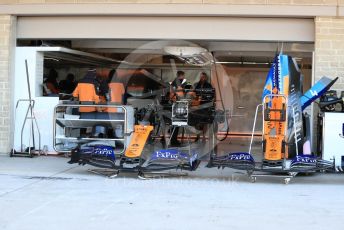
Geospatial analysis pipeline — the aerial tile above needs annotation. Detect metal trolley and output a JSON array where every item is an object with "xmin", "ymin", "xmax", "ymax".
[
  {"xmin": 248, "ymin": 94, "xmax": 300, "ymax": 184},
  {"xmin": 11, "ymin": 60, "xmax": 41, "ymax": 157},
  {"xmin": 53, "ymin": 103, "xmax": 134, "ymax": 156}
]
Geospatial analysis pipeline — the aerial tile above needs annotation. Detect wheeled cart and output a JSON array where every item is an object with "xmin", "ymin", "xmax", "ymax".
[
  {"xmin": 244, "ymin": 94, "xmax": 327, "ymax": 184},
  {"xmin": 53, "ymin": 103, "xmax": 134, "ymax": 156},
  {"xmin": 249, "ymin": 172, "xmax": 297, "ymax": 184}
]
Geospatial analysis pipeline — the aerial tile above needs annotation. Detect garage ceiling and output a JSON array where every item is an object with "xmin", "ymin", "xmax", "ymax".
[
  {"xmin": 70, "ymin": 39, "xmax": 313, "ymax": 67},
  {"xmin": 28, "ymin": 39, "xmax": 313, "ymax": 69},
  {"xmin": 17, "ymin": 16, "xmax": 315, "ymax": 42},
  {"xmin": 17, "ymin": 15, "xmax": 314, "ymax": 67}
]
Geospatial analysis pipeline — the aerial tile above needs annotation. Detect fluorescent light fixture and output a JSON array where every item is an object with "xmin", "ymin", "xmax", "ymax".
[
  {"xmin": 44, "ymin": 57, "xmax": 60, "ymax": 62},
  {"xmin": 164, "ymin": 46, "xmax": 212, "ymax": 66},
  {"xmin": 164, "ymin": 46, "xmax": 207, "ymax": 57}
]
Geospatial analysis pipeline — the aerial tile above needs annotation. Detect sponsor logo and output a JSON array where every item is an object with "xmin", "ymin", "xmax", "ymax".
[
  {"xmin": 82, "ymin": 146, "xmax": 115, "ymax": 157},
  {"xmin": 310, "ymin": 89, "xmax": 318, "ymax": 97},
  {"xmin": 277, "ymin": 56, "xmax": 282, "ymax": 92},
  {"xmin": 80, "ymin": 146, "xmax": 115, "ymax": 159},
  {"xmin": 228, "ymin": 153, "xmax": 252, "ymax": 161},
  {"xmin": 295, "ymin": 155, "xmax": 316, "ymax": 164},
  {"xmin": 155, "ymin": 151, "xmax": 180, "ymax": 160},
  {"xmin": 94, "ymin": 148, "xmax": 114, "ymax": 156},
  {"xmin": 272, "ymin": 62, "xmax": 277, "ymax": 89}
]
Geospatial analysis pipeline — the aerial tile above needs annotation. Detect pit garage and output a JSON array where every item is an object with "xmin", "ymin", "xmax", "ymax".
[
  {"xmin": 11, "ymin": 15, "xmax": 318, "ymax": 177},
  {"xmin": 3, "ymin": 2, "xmax": 344, "ymax": 229}
]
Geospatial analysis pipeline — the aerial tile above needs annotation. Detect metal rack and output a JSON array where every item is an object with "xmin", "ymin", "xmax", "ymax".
[
  {"xmin": 248, "ymin": 94, "xmax": 299, "ymax": 184},
  {"xmin": 53, "ymin": 104, "xmax": 134, "ymax": 155},
  {"xmin": 11, "ymin": 99, "xmax": 41, "ymax": 157},
  {"xmin": 11, "ymin": 59, "xmax": 41, "ymax": 157}
]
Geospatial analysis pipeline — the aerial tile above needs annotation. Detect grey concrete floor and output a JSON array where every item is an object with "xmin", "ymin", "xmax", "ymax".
[{"xmin": 0, "ymin": 154, "xmax": 343, "ymax": 230}]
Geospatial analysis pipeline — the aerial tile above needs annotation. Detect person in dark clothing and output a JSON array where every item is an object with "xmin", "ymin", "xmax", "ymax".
[
  {"xmin": 194, "ymin": 72, "xmax": 214, "ymax": 142},
  {"xmin": 171, "ymin": 70, "xmax": 187, "ymax": 89},
  {"xmin": 96, "ymin": 76, "xmax": 108, "ymax": 100},
  {"xmin": 169, "ymin": 71, "xmax": 188, "ymax": 146},
  {"xmin": 194, "ymin": 72, "xmax": 213, "ymax": 90},
  {"xmin": 107, "ymin": 69, "xmax": 117, "ymax": 84},
  {"xmin": 194, "ymin": 72, "xmax": 215, "ymax": 104},
  {"xmin": 43, "ymin": 69, "xmax": 60, "ymax": 96},
  {"xmin": 78, "ymin": 69, "xmax": 98, "ymax": 85},
  {"xmin": 59, "ymin": 73, "xmax": 77, "ymax": 94},
  {"xmin": 170, "ymin": 71, "xmax": 188, "ymax": 101}
]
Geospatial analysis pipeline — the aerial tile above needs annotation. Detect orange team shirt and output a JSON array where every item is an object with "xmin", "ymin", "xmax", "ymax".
[
  {"xmin": 107, "ymin": 82, "xmax": 125, "ymax": 112},
  {"xmin": 72, "ymin": 83, "xmax": 100, "ymax": 112}
]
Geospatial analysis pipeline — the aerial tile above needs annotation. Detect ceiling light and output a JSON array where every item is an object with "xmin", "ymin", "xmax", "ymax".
[{"xmin": 163, "ymin": 46, "xmax": 208, "ymax": 57}]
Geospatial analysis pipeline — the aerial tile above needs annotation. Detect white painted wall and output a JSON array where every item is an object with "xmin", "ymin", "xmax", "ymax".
[{"xmin": 13, "ymin": 47, "xmax": 59, "ymax": 153}]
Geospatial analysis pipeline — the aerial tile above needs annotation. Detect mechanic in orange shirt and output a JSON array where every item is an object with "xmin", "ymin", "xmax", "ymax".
[
  {"xmin": 72, "ymin": 69, "xmax": 100, "ymax": 114},
  {"xmin": 106, "ymin": 69, "xmax": 125, "ymax": 113}
]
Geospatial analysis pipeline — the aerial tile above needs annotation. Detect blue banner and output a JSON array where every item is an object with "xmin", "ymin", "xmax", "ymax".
[
  {"xmin": 262, "ymin": 56, "xmax": 277, "ymax": 100},
  {"xmin": 262, "ymin": 54, "xmax": 290, "ymax": 100}
]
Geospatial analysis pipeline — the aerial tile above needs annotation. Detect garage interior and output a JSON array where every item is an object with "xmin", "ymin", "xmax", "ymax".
[
  {"xmin": 9, "ymin": 15, "xmax": 319, "ymax": 164},
  {"xmin": 14, "ymin": 38, "xmax": 314, "ymax": 157}
]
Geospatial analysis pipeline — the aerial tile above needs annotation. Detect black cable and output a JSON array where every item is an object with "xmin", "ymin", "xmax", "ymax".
[{"xmin": 211, "ymin": 52, "xmax": 229, "ymax": 142}]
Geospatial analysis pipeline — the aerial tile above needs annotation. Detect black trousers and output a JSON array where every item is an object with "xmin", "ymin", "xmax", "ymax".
[{"xmin": 170, "ymin": 126, "xmax": 179, "ymax": 144}]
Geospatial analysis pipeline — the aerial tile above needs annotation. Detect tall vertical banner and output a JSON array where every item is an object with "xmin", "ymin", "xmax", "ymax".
[{"xmin": 286, "ymin": 56, "xmax": 304, "ymax": 157}]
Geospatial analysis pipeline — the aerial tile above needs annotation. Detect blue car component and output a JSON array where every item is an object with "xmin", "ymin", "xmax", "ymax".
[
  {"xmin": 148, "ymin": 149, "xmax": 199, "ymax": 167},
  {"xmin": 211, "ymin": 152, "xmax": 255, "ymax": 171},
  {"xmin": 317, "ymin": 159, "xmax": 335, "ymax": 170},
  {"xmin": 289, "ymin": 154, "xmax": 334, "ymax": 172},
  {"xmin": 300, "ymin": 76, "xmax": 338, "ymax": 110},
  {"xmin": 290, "ymin": 155, "xmax": 317, "ymax": 170},
  {"xmin": 80, "ymin": 145, "xmax": 116, "ymax": 160}
]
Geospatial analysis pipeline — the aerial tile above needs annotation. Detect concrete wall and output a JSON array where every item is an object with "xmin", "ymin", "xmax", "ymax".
[
  {"xmin": 315, "ymin": 17, "xmax": 344, "ymax": 90},
  {"xmin": 312, "ymin": 16, "xmax": 344, "ymax": 152},
  {"xmin": 0, "ymin": 15, "xmax": 15, "ymax": 154},
  {"xmin": 0, "ymin": 0, "xmax": 341, "ymax": 5}
]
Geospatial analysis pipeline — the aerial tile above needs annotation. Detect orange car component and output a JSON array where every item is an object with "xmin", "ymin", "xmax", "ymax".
[
  {"xmin": 263, "ymin": 90, "xmax": 287, "ymax": 161},
  {"xmin": 124, "ymin": 125, "xmax": 154, "ymax": 158}
]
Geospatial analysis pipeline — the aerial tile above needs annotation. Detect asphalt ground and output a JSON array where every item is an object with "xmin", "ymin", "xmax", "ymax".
[{"xmin": 0, "ymin": 154, "xmax": 343, "ymax": 230}]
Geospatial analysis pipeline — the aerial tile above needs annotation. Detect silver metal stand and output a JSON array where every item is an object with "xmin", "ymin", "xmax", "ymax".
[{"xmin": 11, "ymin": 60, "xmax": 41, "ymax": 157}]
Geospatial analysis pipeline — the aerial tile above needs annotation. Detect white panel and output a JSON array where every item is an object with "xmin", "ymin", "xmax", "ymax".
[
  {"xmin": 322, "ymin": 112, "xmax": 344, "ymax": 169},
  {"xmin": 12, "ymin": 47, "xmax": 125, "ymax": 153},
  {"xmin": 13, "ymin": 47, "xmax": 59, "ymax": 153},
  {"xmin": 17, "ymin": 16, "xmax": 314, "ymax": 42}
]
